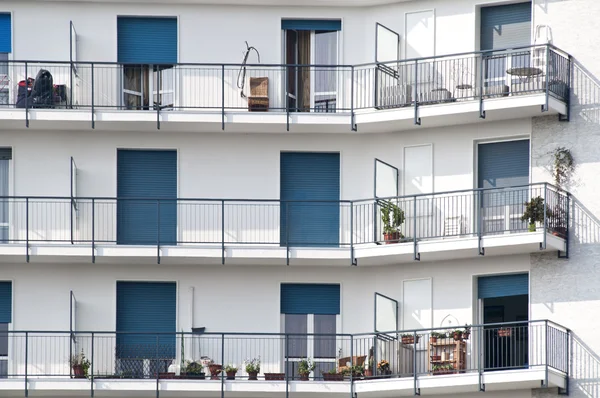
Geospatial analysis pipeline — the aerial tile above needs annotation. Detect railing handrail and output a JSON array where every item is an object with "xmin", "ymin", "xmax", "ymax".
[
  {"xmin": 0, "ymin": 182, "xmax": 568, "ymax": 203},
  {"xmin": 4, "ymin": 319, "xmax": 568, "ymax": 336},
  {"xmin": 2, "ymin": 43, "xmax": 571, "ymax": 69}
]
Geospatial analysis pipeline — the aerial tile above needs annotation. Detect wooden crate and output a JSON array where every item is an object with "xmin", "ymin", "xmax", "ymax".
[{"xmin": 248, "ymin": 77, "xmax": 269, "ymax": 112}]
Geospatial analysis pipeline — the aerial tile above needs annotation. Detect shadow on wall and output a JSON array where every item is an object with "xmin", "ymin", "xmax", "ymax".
[
  {"xmin": 571, "ymin": 198, "xmax": 600, "ymax": 245},
  {"xmin": 568, "ymin": 334, "xmax": 600, "ymax": 398},
  {"xmin": 571, "ymin": 60, "xmax": 600, "ymax": 126}
]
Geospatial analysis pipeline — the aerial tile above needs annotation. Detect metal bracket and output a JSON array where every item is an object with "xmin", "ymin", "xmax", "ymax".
[
  {"xmin": 479, "ymin": 383, "xmax": 485, "ymax": 392},
  {"xmin": 413, "ymin": 251, "xmax": 420, "ymax": 261},
  {"xmin": 539, "ymin": 242, "xmax": 546, "ymax": 251},
  {"xmin": 351, "ymin": 257, "xmax": 358, "ymax": 266},
  {"xmin": 541, "ymin": 104, "xmax": 549, "ymax": 113},
  {"xmin": 286, "ymin": 248, "xmax": 290, "ymax": 266},
  {"xmin": 479, "ymin": 246, "xmax": 485, "ymax": 256},
  {"xmin": 351, "ymin": 114, "xmax": 357, "ymax": 132},
  {"xmin": 480, "ymin": 109, "xmax": 486, "ymax": 119}
]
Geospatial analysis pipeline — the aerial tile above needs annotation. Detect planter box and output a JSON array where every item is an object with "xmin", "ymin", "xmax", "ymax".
[
  {"xmin": 159, "ymin": 372, "xmax": 176, "ymax": 379},
  {"xmin": 264, "ymin": 373, "xmax": 285, "ymax": 381},
  {"xmin": 401, "ymin": 335, "xmax": 421, "ymax": 344},
  {"xmin": 498, "ymin": 328, "xmax": 512, "ymax": 337},
  {"xmin": 180, "ymin": 373, "xmax": 206, "ymax": 380},
  {"xmin": 323, "ymin": 373, "xmax": 344, "ymax": 381},
  {"xmin": 433, "ymin": 370, "xmax": 454, "ymax": 375},
  {"xmin": 430, "ymin": 355, "xmax": 441, "ymax": 361}
]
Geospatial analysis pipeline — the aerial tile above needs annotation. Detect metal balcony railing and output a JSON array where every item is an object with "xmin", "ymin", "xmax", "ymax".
[
  {"xmin": 0, "ymin": 44, "xmax": 571, "ymax": 129},
  {"xmin": 0, "ymin": 183, "xmax": 570, "ymax": 263},
  {"xmin": 0, "ymin": 320, "xmax": 569, "ymax": 396}
]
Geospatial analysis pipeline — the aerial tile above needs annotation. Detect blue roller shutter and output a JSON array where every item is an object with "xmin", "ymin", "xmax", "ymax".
[
  {"xmin": 281, "ymin": 19, "xmax": 341, "ymax": 31},
  {"xmin": 280, "ymin": 152, "xmax": 340, "ymax": 247},
  {"xmin": 0, "ymin": 14, "xmax": 11, "ymax": 53},
  {"xmin": 117, "ymin": 17, "xmax": 177, "ymax": 64},
  {"xmin": 480, "ymin": 2, "xmax": 532, "ymax": 51},
  {"xmin": 478, "ymin": 140, "xmax": 529, "ymax": 189},
  {"xmin": 478, "ymin": 273, "xmax": 528, "ymax": 299},
  {"xmin": 281, "ymin": 284, "xmax": 340, "ymax": 314},
  {"xmin": 0, "ymin": 282, "xmax": 11, "ymax": 323},
  {"xmin": 116, "ymin": 282, "xmax": 176, "ymax": 360},
  {"xmin": 117, "ymin": 150, "xmax": 177, "ymax": 245}
]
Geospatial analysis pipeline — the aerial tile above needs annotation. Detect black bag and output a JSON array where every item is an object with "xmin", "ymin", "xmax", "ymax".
[{"xmin": 30, "ymin": 69, "xmax": 54, "ymax": 108}]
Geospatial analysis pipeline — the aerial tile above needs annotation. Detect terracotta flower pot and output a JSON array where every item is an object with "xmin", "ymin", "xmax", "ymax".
[
  {"xmin": 209, "ymin": 364, "xmax": 222, "ymax": 380},
  {"xmin": 247, "ymin": 371, "xmax": 258, "ymax": 380},
  {"xmin": 453, "ymin": 332, "xmax": 463, "ymax": 341},
  {"xmin": 226, "ymin": 371, "xmax": 237, "ymax": 380},
  {"xmin": 430, "ymin": 336, "xmax": 438, "ymax": 343},
  {"xmin": 384, "ymin": 232, "xmax": 401, "ymax": 244},
  {"xmin": 364, "ymin": 369, "xmax": 373, "ymax": 377},
  {"xmin": 299, "ymin": 373, "xmax": 310, "ymax": 381},
  {"xmin": 72, "ymin": 365, "xmax": 85, "ymax": 379}
]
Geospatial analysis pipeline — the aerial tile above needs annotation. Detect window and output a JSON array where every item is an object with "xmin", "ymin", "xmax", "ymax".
[
  {"xmin": 283, "ymin": 20, "xmax": 341, "ymax": 113},
  {"xmin": 0, "ymin": 52, "xmax": 8, "ymax": 106},
  {"xmin": 122, "ymin": 65, "xmax": 174, "ymax": 110},
  {"xmin": 0, "ymin": 148, "xmax": 10, "ymax": 242}
]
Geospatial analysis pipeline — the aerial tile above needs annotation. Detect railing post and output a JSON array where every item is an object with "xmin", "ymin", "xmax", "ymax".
[
  {"xmin": 542, "ymin": 183, "xmax": 548, "ymax": 250},
  {"xmin": 286, "ymin": 201, "xmax": 290, "ymax": 266},
  {"xmin": 413, "ymin": 60, "xmax": 421, "ymax": 125},
  {"xmin": 155, "ymin": 335, "xmax": 159, "ymax": 398},
  {"xmin": 24, "ymin": 331, "xmax": 28, "ymax": 397},
  {"xmin": 479, "ymin": 54, "xmax": 486, "ymax": 119},
  {"xmin": 91, "ymin": 198, "xmax": 95, "ymax": 263},
  {"xmin": 285, "ymin": 65, "xmax": 290, "ymax": 132},
  {"xmin": 350, "ymin": 66, "xmax": 357, "ymax": 131},
  {"xmin": 413, "ymin": 330, "xmax": 419, "ymax": 395},
  {"xmin": 478, "ymin": 190, "xmax": 484, "ymax": 256},
  {"xmin": 413, "ymin": 196, "xmax": 420, "ymax": 261},
  {"xmin": 24, "ymin": 61, "xmax": 29, "ymax": 128},
  {"xmin": 350, "ymin": 335, "xmax": 354, "ymax": 398},
  {"xmin": 157, "ymin": 200, "xmax": 161, "ymax": 264},
  {"xmin": 25, "ymin": 198, "xmax": 29, "ymax": 263},
  {"xmin": 221, "ymin": 65, "xmax": 225, "ymax": 131},
  {"xmin": 544, "ymin": 320, "xmax": 549, "ymax": 387},
  {"xmin": 544, "ymin": 44, "xmax": 550, "ymax": 112},
  {"xmin": 220, "ymin": 333, "xmax": 225, "ymax": 398},
  {"xmin": 91, "ymin": 332, "xmax": 95, "ymax": 397},
  {"xmin": 157, "ymin": 67, "xmax": 161, "ymax": 130},
  {"xmin": 285, "ymin": 333, "xmax": 289, "ymax": 398},
  {"xmin": 221, "ymin": 200, "xmax": 225, "ymax": 265},
  {"xmin": 91, "ymin": 63, "xmax": 95, "ymax": 129},
  {"xmin": 350, "ymin": 201, "xmax": 356, "ymax": 266},
  {"xmin": 478, "ymin": 325, "xmax": 485, "ymax": 391}
]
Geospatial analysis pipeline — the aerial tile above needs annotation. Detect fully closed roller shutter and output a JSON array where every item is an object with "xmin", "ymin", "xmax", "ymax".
[
  {"xmin": 280, "ymin": 152, "xmax": 340, "ymax": 247},
  {"xmin": 480, "ymin": 2, "xmax": 532, "ymax": 51},
  {"xmin": 117, "ymin": 150, "xmax": 177, "ymax": 245},
  {"xmin": 478, "ymin": 273, "xmax": 528, "ymax": 299},
  {"xmin": 0, "ymin": 14, "xmax": 11, "ymax": 53},
  {"xmin": 0, "ymin": 282, "xmax": 11, "ymax": 323},
  {"xmin": 281, "ymin": 283, "xmax": 340, "ymax": 314},
  {"xmin": 117, "ymin": 17, "xmax": 177, "ymax": 64},
  {"xmin": 116, "ymin": 281, "xmax": 176, "ymax": 360}
]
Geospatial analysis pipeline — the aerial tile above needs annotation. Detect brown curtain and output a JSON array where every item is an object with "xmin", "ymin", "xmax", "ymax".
[{"xmin": 298, "ymin": 31, "xmax": 311, "ymax": 111}]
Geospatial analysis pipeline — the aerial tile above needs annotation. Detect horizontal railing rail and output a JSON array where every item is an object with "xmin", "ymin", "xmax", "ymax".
[
  {"xmin": 0, "ymin": 182, "xmax": 570, "ymax": 263},
  {"xmin": 0, "ymin": 320, "xmax": 569, "ymax": 396},
  {"xmin": 0, "ymin": 44, "xmax": 571, "ymax": 129}
]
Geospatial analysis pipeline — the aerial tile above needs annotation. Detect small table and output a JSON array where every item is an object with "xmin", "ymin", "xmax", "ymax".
[{"xmin": 506, "ymin": 67, "xmax": 543, "ymax": 82}]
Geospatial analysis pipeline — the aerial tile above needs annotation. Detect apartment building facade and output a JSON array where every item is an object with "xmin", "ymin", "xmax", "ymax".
[{"xmin": 0, "ymin": 0, "xmax": 597, "ymax": 397}]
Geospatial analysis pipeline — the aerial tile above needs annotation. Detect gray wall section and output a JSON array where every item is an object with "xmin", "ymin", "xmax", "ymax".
[{"xmin": 531, "ymin": 1, "xmax": 600, "ymax": 397}]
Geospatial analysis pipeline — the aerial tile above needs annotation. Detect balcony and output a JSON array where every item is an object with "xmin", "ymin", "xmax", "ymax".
[
  {"xmin": 0, "ymin": 45, "xmax": 570, "ymax": 133},
  {"xmin": 0, "ymin": 183, "xmax": 568, "ymax": 265},
  {"xmin": 0, "ymin": 321, "xmax": 569, "ymax": 397}
]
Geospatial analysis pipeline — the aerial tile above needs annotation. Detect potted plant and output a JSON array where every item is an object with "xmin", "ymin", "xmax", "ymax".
[
  {"xmin": 70, "ymin": 349, "xmax": 91, "ymax": 379},
  {"xmin": 244, "ymin": 357, "xmax": 261, "ymax": 380},
  {"xmin": 350, "ymin": 364, "xmax": 365, "ymax": 379},
  {"xmin": 183, "ymin": 360, "xmax": 206, "ymax": 379},
  {"xmin": 377, "ymin": 360, "xmax": 391, "ymax": 377},
  {"xmin": 401, "ymin": 333, "xmax": 421, "ymax": 344},
  {"xmin": 224, "ymin": 364, "xmax": 238, "ymax": 380},
  {"xmin": 521, "ymin": 196, "xmax": 552, "ymax": 232},
  {"xmin": 498, "ymin": 327, "xmax": 512, "ymax": 337},
  {"xmin": 298, "ymin": 358, "xmax": 316, "ymax": 381},
  {"xmin": 380, "ymin": 201, "xmax": 405, "ymax": 243},
  {"xmin": 264, "ymin": 373, "xmax": 285, "ymax": 380},
  {"xmin": 432, "ymin": 364, "xmax": 454, "ymax": 375},
  {"xmin": 430, "ymin": 332, "xmax": 445, "ymax": 343},
  {"xmin": 322, "ymin": 368, "xmax": 344, "ymax": 381}
]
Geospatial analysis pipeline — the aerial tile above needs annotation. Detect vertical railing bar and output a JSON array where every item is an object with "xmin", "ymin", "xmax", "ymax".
[
  {"xmin": 155, "ymin": 335, "xmax": 159, "ymax": 398},
  {"xmin": 221, "ymin": 65, "xmax": 225, "ymax": 130},
  {"xmin": 285, "ymin": 65, "xmax": 290, "ymax": 131},
  {"xmin": 220, "ymin": 333, "xmax": 225, "ymax": 398},
  {"xmin": 157, "ymin": 200, "xmax": 161, "ymax": 264},
  {"xmin": 413, "ymin": 330, "xmax": 419, "ymax": 395},
  {"xmin": 545, "ymin": 320, "xmax": 549, "ymax": 387},
  {"xmin": 91, "ymin": 332, "xmax": 95, "ymax": 397},
  {"xmin": 91, "ymin": 63, "xmax": 95, "ymax": 129},
  {"xmin": 221, "ymin": 200, "xmax": 225, "ymax": 265},
  {"xmin": 24, "ymin": 62, "xmax": 29, "ymax": 128},
  {"xmin": 350, "ymin": 335, "xmax": 354, "ymax": 398},
  {"xmin": 542, "ymin": 184, "xmax": 547, "ymax": 250},
  {"xmin": 414, "ymin": 60, "xmax": 421, "ymax": 125},
  {"xmin": 478, "ymin": 325, "xmax": 485, "ymax": 391},
  {"xmin": 91, "ymin": 198, "xmax": 95, "ymax": 263},
  {"xmin": 479, "ymin": 54, "xmax": 485, "ymax": 118},
  {"xmin": 413, "ymin": 196, "xmax": 419, "ymax": 261},
  {"xmin": 285, "ymin": 333, "xmax": 289, "ymax": 398},
  {"xmin": 350, "ymin": 66, "xmax": 357, "ymax": 131},
  {"xmin": 544, "ymin": 44, "xmax": 550, "ymax": 112},
  {"xmin": 350, "ymin": 201, "xmax": 356, "ymax": 266},
  {"xmin": 157, "ymin": 66, "xmax": 161, "ymax": 130},
  {"xmin": 286, "ymin": 201, "xmax": 290, "ymax": 266},
  {"xmin": 25, "ymin": 198, "xmax": 29, "ymax": 263}
]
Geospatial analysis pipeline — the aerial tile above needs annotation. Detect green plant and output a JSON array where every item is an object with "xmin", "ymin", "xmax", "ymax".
[
  {"xmin": 224, "ymin": 364, "xmax": 238, "ymax": 373},
  {"xmin": 432, "ymin": 364, "xmax": 454, "ymax": 372},
  {"xmin": 521, "ymin": 196, "xmax": 553, "ymax": 231},
  {"xmin": 298, "ymin": 358, "xmax": 316, "ymax": 375},
  {"xmin": 69, "ymin": 349, "xmax": 91, "ymax": 377},
  {"xmin": 377, "ymin": 360, "xmax": 390, "ymax": 372},
  {"xmin": 244, "ymin": 357, "xmax": 261, "ymax": 374},
  {"xmin": 324, "ymin": 368, "xmax": 339, "ymax": 375},
  {"xmin": 430, "ymin": 332, "xmax": 446, "ymax": 339},
  {"xmin": 380, "ymin": 201, "xmax": 405, "ymax": 235},
  {"xmin": 553, "ymin": 147, "xmax": 574, "ymax": 188},
  {"xmin": 351, "ymin": 364, "xmax": 364, "ymax": 375},
  {"xmin": 184, "ymin": 361, "xmax": 205, "ymax": 375}
]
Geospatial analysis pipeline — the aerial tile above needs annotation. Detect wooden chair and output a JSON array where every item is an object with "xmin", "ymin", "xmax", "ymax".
[{"xmin": 248, "ymin": 77, "xmax": 269, "ymax": 111}]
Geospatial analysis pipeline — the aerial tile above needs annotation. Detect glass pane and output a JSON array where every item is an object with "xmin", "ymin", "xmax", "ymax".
[
  {"xmin": 285, "ymin": 314, "xmax": 307, "ymax": 358},
  {"xmin": 0, "ymin": 323, "xmax": 7, "ymax": 356},
  {"xmin": 0, "ymin": 53, "xmax": 7, "ymax": 77},
  {"xmin": 123, "ymin": 66, "xmax": 142, "ymax": 93},
  {"xmin": 314, "ymin": 31, "xmax": 337, "ymax": 97},
  {"xmin": 314, "ymin": 314, "xmax": 336, "ymax": 358}
]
